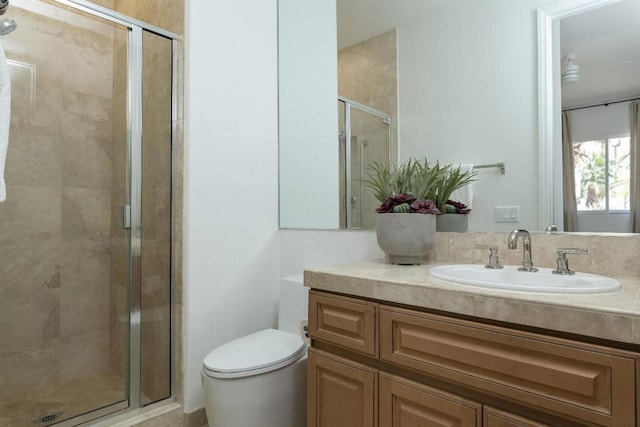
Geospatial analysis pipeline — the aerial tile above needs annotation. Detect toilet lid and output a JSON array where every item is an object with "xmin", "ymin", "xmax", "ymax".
[{"xmin": 202, "ymin": 329, "xmax": 307, "ymax": 379}]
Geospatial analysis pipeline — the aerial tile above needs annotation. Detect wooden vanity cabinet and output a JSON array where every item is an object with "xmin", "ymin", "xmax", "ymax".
[
  {"xmin": 307, "ymin": 290, "xmax": 640, "ymax": 427},
  {"xmin": 380, "ymin": 305, "xmax": 636, "ymax": 426}
]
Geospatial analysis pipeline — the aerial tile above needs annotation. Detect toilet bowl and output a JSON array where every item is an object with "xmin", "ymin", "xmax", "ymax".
[{"xmin": 201, "ymin": 275, "xmax": 308, "ymax": 427}]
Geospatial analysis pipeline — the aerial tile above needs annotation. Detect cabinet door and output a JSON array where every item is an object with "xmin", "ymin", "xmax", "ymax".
[
  {"xmin": 379, "ymin": 373, "xmax": 481, "ymax": 427},
  {"xmin": 484, "ymin": 406, "xmax": 551, "ymax": 427},
  {"xmin": 307, "ymin": 348, "xmax": 377, "ymax": 427}
]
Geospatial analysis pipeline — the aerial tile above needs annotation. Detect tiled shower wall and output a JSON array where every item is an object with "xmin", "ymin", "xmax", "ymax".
[{"xmin": 0, "ymin": 4, "xmax": 117, "ymax": 398}]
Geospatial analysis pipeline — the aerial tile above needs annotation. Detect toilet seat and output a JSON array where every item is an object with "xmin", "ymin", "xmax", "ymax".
[{"xmin": 202, "ymin": 328, "xmax": 307, "ymax": 379}]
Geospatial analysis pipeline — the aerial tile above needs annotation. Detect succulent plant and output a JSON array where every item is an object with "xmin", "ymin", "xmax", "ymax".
[
  {"xmin": 366, "ymin": 158, "xmax": 476, "ymax": 214},
  {"xmin": 392, "ymin": 203, "xmax": 412, "ymax": 213}
]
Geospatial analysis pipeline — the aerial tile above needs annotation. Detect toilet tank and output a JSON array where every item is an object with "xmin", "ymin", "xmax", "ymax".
[{"xmin": 277, "ymin": 274, "xmax": 308, "ymax": 336}]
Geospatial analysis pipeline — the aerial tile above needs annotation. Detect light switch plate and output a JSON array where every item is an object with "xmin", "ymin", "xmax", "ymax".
[{"xmin": 495, "ymin": 206, "xmax": 519, "ymax": 222}]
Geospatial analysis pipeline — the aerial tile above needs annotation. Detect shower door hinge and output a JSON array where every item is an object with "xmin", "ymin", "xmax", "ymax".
[{"xmin": 121, "ymin": 205, "xmax": 131, "ymax": 229}]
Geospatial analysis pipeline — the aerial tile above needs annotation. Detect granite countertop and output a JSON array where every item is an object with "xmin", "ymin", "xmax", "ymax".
[{"xmin": 304, "ymin": 259, "xmax": 640, "ymax": 346}]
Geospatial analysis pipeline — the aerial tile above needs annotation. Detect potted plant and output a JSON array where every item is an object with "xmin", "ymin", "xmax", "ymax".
[
  {"xmin": 366, "ymin": 158, "xmax": 477, "ymax": 264},
  {"xmin": 431, "ymin": 165, "xmax": 477, "ymax": 232}
]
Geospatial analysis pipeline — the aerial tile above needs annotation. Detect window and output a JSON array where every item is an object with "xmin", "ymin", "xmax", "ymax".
[{"xmin": 573, "ymin": 137, "xmax": 630, "ymax": 211}]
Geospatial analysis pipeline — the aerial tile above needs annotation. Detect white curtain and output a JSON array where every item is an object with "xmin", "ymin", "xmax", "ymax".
[
  {"xmin": 630, "ymin": 101, "xmax": 640, "ymax": 232},
  {"xmin": 562, "ymin": 112, "xmax": 578, "ymax": 231}
]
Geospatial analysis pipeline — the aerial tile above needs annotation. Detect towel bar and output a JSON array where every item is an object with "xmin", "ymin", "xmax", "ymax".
[{"xmin": 474, "ymin": 162, "xmax": 505, "ymax": 175}]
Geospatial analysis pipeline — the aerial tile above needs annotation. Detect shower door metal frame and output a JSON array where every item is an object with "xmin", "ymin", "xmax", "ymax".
[
  {"xmin": 338, "ymin": 96, "xmax": 391, "ymax": 228},
  {"xmin": 21, "ymin": 1, "xmax": 181, "ymax": 425},
  {"xmin": 127, "ymin": 23, "xmax": 144, "ymax": 412}
]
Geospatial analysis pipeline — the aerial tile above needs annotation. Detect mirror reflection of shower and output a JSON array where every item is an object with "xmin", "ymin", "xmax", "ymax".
[{"xmin": 338, "ymin": 96, "xmax": 391, "ymax": 229}]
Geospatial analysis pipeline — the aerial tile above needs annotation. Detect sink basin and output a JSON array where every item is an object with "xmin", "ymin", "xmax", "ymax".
[{"xmin": 428, "ymin": 264, "xmax": 621, "ymax": 293}]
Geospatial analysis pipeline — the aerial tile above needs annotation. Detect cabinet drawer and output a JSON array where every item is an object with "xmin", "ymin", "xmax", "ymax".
[
  {"xmin": 308, "ymin": 291, "xmax": 377, "ymax": 356},
  {"xmin": 380, "ymin": 306, "xmax": 636, "ymax": 426},
  {"xmin": 380, "ymin": 373, "xmax": 481, "ymax": 426},
  {"xmin": 483, "ymin": 406, "xmax": 551, "ymax": 427}
]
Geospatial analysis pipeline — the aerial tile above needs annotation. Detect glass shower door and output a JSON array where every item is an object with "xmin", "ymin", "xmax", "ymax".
[
  {"xmin": 338, "ymin": 98, "xmax": 390, "ymax": 229},
  {"xmin": 140, "ymin": 29, "xmax": 173, "ymax": 406},
  {"xmin": 0, "ymin": 3, "xmax": 129, "ymax": 426}
]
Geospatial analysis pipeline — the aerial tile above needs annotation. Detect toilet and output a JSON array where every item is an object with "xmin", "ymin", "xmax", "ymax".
[{"xmin": 201, "ymin": 275, "xmax": 308, "ymax": 427}]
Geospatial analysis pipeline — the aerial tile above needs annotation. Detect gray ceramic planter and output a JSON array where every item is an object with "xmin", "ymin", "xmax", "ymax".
[
  {"xmin": 435, "ymin": 213, "xmax": 469, "ymax": 232},
  {"xmin": 375, "ymin": 213, "xmax": 436, "ymax": 265}
]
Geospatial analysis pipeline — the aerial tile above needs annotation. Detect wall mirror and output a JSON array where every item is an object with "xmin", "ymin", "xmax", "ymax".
[
  {"xmin": 538, "ymin": 0, "xmax": 640, "ymax": 233},
  {"xmin": 279, "ymin": 0, "xmax": 639, "ymax": 234}
]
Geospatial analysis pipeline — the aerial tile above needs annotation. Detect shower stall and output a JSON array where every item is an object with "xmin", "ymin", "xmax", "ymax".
[
  {"xmin": 338, "ymin": 96, "xmax": 391, "ymax": 229},
  {"xmin": 0, "ymin": 0, "xmax": 176, "ymax": 425}
]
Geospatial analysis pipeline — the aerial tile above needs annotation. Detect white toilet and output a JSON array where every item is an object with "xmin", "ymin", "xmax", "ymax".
[{"xmin": 201, "ymin": 275, "xmax": 309, "ymax": 427}]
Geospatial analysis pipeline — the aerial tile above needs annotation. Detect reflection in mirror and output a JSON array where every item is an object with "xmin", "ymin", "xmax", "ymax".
[
  {"xmin": 279, "ymin": 0, "xmax": 398, "ymax": 229},
  {"xmin": 539, "ymin": 0, "xmax": 640, "ymax": 233},
  {"xmin": 338, "ymin": 97, "xmax": 391, "ymax": 229},
  {"xmin": 337, "ymin": 28, "xmax": 396, "ymax": 229},
  {"xmin": 278, "ymin": 0, "xmax": 338, "ymax": 229},
  {"xmin": 281, "ymin": 1, "xmax": 543, "ymax": 231}
]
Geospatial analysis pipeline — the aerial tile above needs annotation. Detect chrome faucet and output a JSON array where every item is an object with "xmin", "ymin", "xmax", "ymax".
[
  {"xmin": 507, "ymin": 229, "xmax": 538, "ymax": 272},
  {"xmin": 553, "ymin": 248, "xmax": 588, "ymax": 275}
]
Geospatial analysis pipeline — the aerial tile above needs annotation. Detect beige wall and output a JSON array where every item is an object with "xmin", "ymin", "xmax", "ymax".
[
  {"xmin": 114, "ymin": 0, "xmax": 184, "ymax": 35},
  {"xmin": 338, "ymin": 30, "xmax": 398, "ymax": 133}
]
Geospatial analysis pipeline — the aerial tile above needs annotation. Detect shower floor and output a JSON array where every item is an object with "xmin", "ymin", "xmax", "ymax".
[{"xmin": 0, "ymin": 370, "xmax": 125, "ymax": 427}]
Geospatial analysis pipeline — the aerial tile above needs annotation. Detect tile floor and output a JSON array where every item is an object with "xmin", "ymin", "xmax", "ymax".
[{"xmin": 0, "ymin": 370, "xmax": 125, "ymax": 426}]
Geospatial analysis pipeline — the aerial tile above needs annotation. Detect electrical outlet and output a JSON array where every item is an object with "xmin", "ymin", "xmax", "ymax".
[{"xmin": 495, "ymin": 206, "xmax": 519, "ymax": 222}]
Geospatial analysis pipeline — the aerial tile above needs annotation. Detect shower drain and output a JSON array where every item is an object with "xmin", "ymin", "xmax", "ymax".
[{"xmin": 33, "ymin": 412, "xmax": 63, "ymax": 425}]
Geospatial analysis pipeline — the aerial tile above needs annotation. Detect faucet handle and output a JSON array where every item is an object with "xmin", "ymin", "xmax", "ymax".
[
  {"xmin": 553, "ymin": 248, "xmax": 588, "ymax": 275},
  {"xmin": 475, "ymin": 244, "xmax": 504, "ymax": 269}
]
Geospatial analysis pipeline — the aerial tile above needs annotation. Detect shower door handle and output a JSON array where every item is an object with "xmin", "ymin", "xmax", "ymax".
[{"xmin": 121, "ymin": 205, "xmax": 131, "ymax": 229}]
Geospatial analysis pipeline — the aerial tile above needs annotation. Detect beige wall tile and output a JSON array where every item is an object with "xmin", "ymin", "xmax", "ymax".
[
  {"xmin": 438, "ymin": 232, "xmax": 640, "ymax": 278},
  {"xmin": 0, "ymin": 246, "xmax": 60, "ymax": 327},
  {"xmin": 62, "ymin": 136, "xmax": 113, "ymax": 190},
  {"xmin": 6, "ymin": 129, "xmax": 62, "ymax": 187},
  {"xmin": 172, "ymin": 302, "xmax": 184, "ymax": 405},
  {"xmin": 115, "ymin": 0, "xmax": 184, "ymax": 35},
  {"xmin": 60, "ymin": 283, "xmax": 110, "ymax": 337},
  {"xmin": 0, "ymin": 186, "xmax": 61, "ymax": 233},
  {"xmin": 0, "ymin": 341, "xmax": 61, "ymax": 400},
  {"xmin": 61, "ymin": 188, "xmax": 111, "ymax": 240},
  {"xmin": 59, "ymin": 329, "xmax": 110, "ymax": 379},
  {"xmin": 185, "ymin": 408, "xmax": 208, "ymax": 427}
]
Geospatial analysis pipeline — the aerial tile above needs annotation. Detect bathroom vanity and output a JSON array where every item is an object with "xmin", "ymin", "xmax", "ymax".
[{"xmin": 305, "ymin": 260, "xmax": 640, "ymax": 427}]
